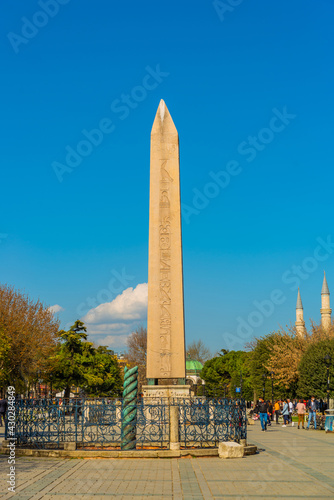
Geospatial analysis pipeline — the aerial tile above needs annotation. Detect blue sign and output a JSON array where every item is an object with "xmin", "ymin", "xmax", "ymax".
[{"xmin": 235, "ymin": 387, "xmax": 241, "ymax": 393}]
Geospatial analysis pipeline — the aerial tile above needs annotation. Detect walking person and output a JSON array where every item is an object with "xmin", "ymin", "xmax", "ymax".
[
  {"xmin": 254, "ymin": 398, "xmax": 269, "ymax": 431},
  {"xmin": 282, "ymin": 399, "xmax": 290, "ymax": 427},
  {"xmin": 274, "ymin": 400, "xmax": 280, "ymax": 424},
  {"xmin": 296, "ymin": 399, "xmax": 306, "ymax": 429},
  {"xmin": 287, "ymin": 398, "xmax": 294, "ymax": 426},
  {"xmin": 0, "ymin": 397, "xmax": 8, "ymax": 427},
  {"xmin": 306, "ymin": 396, "xmax": 317, "ymax": 430}
]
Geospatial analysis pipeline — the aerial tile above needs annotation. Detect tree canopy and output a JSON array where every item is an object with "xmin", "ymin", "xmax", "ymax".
[
  {"xmin": 0, "ymin": 284, "xmax": 59, "ymax": 393},
  {"xmin": 298, "ymin": 338, "xmax": 334, "ymax": 398},
  {"xmin": 200, "ymin": 350, "xmax": 252, "ymax": 399},
  {"xmin": 50, "ymin": 321, "xmax": 122, "ymax": 398},
  {"xmin": 247, "ymin": 323, "xmax": 334, "ymax": 400}
]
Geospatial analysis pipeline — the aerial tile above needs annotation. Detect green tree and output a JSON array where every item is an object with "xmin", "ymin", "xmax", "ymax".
[
  {"xmin": 248, "ymin": 333, "xmax": 287, "ymax": 400},
  {"xmin": 298, "ymin": 339, "xmax": 334, "ymax": 398},
  {"xmin": 50, "ymin": 320, "xmax": 122, "ymax": 398},
  {"xmin": 83, "ymin": 345, "xmax": 122, "ymax": 397},
  {"xmin": 249, "ymin": 325, "xmax": 334, "ymax": 400},
  {"xmin": 248, "ymin": 334, "xmax": 274, "ymax": 398},
  {"xmin": 50, "ymin": 320, "xmax": 90, "ymax": 398},
  {"xmin": 200, "ymin": 350, "xmax": 252, "ymax": 399}
]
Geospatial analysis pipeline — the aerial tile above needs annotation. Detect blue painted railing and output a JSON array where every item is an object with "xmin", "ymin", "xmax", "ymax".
[{"xmin": 11, "ymin": 397, "xmax": 246, "ymax": 449}]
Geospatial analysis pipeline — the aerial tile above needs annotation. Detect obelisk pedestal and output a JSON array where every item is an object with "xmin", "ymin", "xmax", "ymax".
[{"xmin": 143, "ymin": 99, "xmax": 189, "ymax": 399}]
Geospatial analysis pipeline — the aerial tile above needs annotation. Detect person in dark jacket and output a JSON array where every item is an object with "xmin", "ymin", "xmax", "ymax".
[
  {"xmin": 306, "ymin": 396, "xmax": 317, "ymax": 430},
  {"xmin": 282, "ymin": 399, "xmax": 290, "ymax": 426},
  {"xmin": 319, "ymin": 399, "xmax": 326, "ymax": 415},
  {"xmin": 254, "ymin": 398, "xmax": 269, "ymax": 431},
  {"xmin": 0, "ymin": 398, "xmax": 8, "ymax": 426}
]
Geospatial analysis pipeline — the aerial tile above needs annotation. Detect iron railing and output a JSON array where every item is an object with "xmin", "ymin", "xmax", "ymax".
[
  {"xmin": 177, "ymin": 398, "xmax": 247, "ymax": 448},
  {"xmin": 10, "ymin": 397, "xmax": 246, "ymax": 450}
]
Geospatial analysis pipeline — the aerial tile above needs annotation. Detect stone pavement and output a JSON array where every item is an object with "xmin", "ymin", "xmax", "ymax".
[{"xmin": 1, "ymin": 422, "xmax": 334, "ymax": 499}]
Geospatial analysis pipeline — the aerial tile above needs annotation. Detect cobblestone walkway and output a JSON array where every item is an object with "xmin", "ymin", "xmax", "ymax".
[{"xmin": 1, "ymin": 423, "xmax": 334, "ymax": 499}]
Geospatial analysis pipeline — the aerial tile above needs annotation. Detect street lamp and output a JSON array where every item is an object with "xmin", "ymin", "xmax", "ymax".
[
  {"xmin": 240, "ymin": 373, "xmax": 243, "ymax": 399},
  {"xmin": 224, "ymin": 383, "xmax": 227, "ymax": 399},
  {"xmin": 262, "ymin": 373, "xmax": 266, "ymax": 400},
  {"xmin": 270, "ymin": 372, "xmax": 275, "ymax": 421},
  {"xmin": 38, "ymin": 370, "xmax": 41, "ymax": 399},
  {"xmin": 324, "ymin": 354, "xmax": 332, "ymax": 409},
  {"xmin": 270, "ymin": 371, "xmax": 274, "ymax": 407}
]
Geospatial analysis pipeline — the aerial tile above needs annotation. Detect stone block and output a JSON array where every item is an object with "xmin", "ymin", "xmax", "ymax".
[
  {"xmin": 181, "ymin": 449, "xmax": 218, "ymax": 457},
  {"xmin": 218, "ymin": 441, "xmax": 244, "ymax": 459},
  {"xmin": 142, "ymin": 385, "xmax": 190, "ymax": 400},
  {"xmin": 63, "ymin": 442, "xmax": 76, "ymax": 451},
  {"xmin": 157, "ymin": 450, "xmax": 180, "ymax": 458},
  {"xmin": 244, "ymin": 445, "xmax": 257, "ymax": 456},
  {"xmin": 120, "ymin": 450, "xmax": 159, "ymax": 458}
]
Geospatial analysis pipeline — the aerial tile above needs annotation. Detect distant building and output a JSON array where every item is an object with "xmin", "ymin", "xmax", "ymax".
[
  {"xmin": 296, "ymin": 272, "xmax": 332, "ymax": 335},
  {"xmin": 116, "ymin": 353, "xmax": 128, "ymax": 371},
  {"xmin": 185, "ymin": 356, "xmax": 204, "ymax": 393}
]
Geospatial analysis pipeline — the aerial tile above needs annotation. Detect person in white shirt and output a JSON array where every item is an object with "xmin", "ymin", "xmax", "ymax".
[{"xmin": 287, "ymin": 399, "xmax": 294, "ymax": 426}]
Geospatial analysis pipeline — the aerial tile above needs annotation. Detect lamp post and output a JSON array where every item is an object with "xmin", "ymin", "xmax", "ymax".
[
  {"xmin": 262, "ymin": 373, "xmax": 266, "ymax": 400},
  {"xmin": 224, "ymin": 383, "xmax": 227, "ymax": 399},
  {"xmin": 324, "ymin": 354, "xmax": 332, "ymax": 409},
  {"xmin": 38, "ymin": 370, "xmax": 41, "ymax": 399},
  {"xmin": 270, "ymin": 371, "xmax": 274, "ymax": 407},
  {"xmin": 270, "ymin": 372, "xmax": 274, "ymax": 421},
  {"xmin": 240, "ymin": 373, "xmax": 243, "ymax": 399}
]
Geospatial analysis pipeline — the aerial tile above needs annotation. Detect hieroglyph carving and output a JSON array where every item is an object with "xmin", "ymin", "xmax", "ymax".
[{"xmin": 159, "ymin": 160, "xmax": 173, "ymax": 376}]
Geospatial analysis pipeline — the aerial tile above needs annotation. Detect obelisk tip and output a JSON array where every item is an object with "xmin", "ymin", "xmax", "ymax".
[
  {"xmin": 151, "ymin": 99, "xmax": 177, "ymax": 135},
  {"xmin": 159, "ymin": 99, "xmax": 166, "ymax": 122}
]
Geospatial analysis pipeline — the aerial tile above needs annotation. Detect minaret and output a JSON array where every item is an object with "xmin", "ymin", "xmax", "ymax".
[
  {"xmin": 295, "ymin": 288, "xmax": 305, "ymax": 336},
  {"xmin": 321, "ymin": 272, "xmax": 332, "ymax": 330}
]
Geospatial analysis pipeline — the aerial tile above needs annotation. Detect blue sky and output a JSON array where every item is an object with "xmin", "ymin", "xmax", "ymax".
[{"xmin": 1, "ymin": 0, "xmax": 334, "ymax": 354}]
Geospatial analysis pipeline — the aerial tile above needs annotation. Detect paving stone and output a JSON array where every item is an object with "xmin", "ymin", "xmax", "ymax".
[{"xmin": 1, "ymin": 424, "xmax": 334, "ymax": 498}]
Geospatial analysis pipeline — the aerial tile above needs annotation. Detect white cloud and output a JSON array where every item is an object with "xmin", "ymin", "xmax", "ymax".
[
  {"xmin": 82, "ymin": 283, "xmax": 148, "ymax": 324},
  {"xmin": 48, "ymin": 304, "xmax": 64, "ymax": 314},
  {"xmin": 94, "ymin": 335, "xmax": 129, "ymax": 349},
  {"xmin": 86, "ymin": 323, "xmax": 131, "ymax": 334},
  {"xmin": 81, "ymin": 283, "xmax": 148, "ymax": 351}
]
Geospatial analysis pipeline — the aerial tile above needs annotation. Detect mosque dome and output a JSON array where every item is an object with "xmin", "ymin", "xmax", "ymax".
[{"xmin": 186, "ymin": 357, "xmax": 203, "ymax": 374}]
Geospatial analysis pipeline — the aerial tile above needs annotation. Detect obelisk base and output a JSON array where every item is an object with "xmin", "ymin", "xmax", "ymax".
[{"xmin": 142, "ymin": 385, "xmax": 190, "ymax": 401}]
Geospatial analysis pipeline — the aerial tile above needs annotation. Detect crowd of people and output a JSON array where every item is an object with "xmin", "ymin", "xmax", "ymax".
[{"xmin": 252, "ymin": 396, "xmax": 328, "ymax": 431}]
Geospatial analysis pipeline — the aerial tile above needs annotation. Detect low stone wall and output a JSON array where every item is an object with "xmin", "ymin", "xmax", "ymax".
[{"xmin": 0, "ymin": 441, "xmax": 257, "ymax": 459}]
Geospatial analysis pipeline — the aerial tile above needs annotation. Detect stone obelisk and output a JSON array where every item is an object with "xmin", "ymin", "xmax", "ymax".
[{"xmin": 146, "ymin": 99, "xmax": 186, "ymax": 388}]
